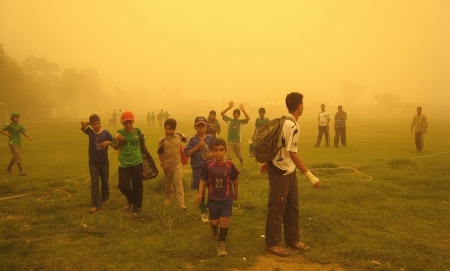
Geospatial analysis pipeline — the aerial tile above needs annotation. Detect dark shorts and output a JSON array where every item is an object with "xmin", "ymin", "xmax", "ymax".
[{"xmin": 208, "ymin": 200, "xmax": 233, "ymax": 220}]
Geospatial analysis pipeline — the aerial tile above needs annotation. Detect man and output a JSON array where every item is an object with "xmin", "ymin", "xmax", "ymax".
[
  {"xmin": 260, "ymin": 92, "xmax": 321, "ymax": 257},
  {"xmin": 333, "ymin": 105, "xmax": 347, "ymax": 148},
  {"xmin": 410, "ymin": 106, "xmax": 428, "ymax": 151},
  {"xmin": 314, "ymin": 104, "xmax": 330, "ymax": 147}
]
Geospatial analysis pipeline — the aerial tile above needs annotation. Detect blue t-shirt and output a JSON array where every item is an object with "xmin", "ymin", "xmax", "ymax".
[
  {"xmin": 200, "ymin": 160, "xmax": 239, "ymax": 201},
  {"xmin": 184, "ymin": 134, "xmax": 214, "ymax": 169},
  {"xmin": 82, "ymin": 127, "xmax": 113, "ymax": 165}
]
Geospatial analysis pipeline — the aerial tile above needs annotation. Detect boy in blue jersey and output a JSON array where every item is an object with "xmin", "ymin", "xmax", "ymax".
[
  {"xmin": 1, "ymin": 112, "xmax": 33, "ymax": 176},
  {"xmin": 81, "ymin": 114, "xmax": 113, "ymax": 213},
  {"xmin": 197, "ymin": 138, "xmax": 239, "ymax": 256},
  {"xmin": 185, "ymin": 117, "xmax": 214, "ymax": 222},
  {"xmin": 111, "ymin": 111, "xmax": 144, "ymax": 217}
]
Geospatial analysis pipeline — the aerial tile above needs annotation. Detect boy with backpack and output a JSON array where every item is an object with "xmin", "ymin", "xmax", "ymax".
[
  {"xmin": 157, "ymin": 118, "xmax": 188, "ymax": 210},
  {"xmin": 258, "ymin": 92, "xmax": 321, "ymax": 257}
]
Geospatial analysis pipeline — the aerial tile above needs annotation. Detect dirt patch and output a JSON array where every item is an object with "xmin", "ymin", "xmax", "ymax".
[{"xmin": 232, "ymin": 254, "xmax": 346, "ymax": 271}]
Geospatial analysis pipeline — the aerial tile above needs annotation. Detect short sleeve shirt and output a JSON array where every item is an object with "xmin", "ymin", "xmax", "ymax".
[
  {"xmin": 110, "ymin": 128, "xmax": 143, "ymax": 167},
  {"xmin": 271, "ymin": 113, "xmax": 298, "ymax": 175},
  {"xmin": 223, "ymin": 116, "xmax": 248, "ymax": 143},
  {"xmin": 318, "ymin": 111, "xmax": 330, "ymax": 126},
  {"xmin": 82, "ymin": 126, "xmax": 113, "ymax": 164},
  {"xmin": 184, "ymin": 134, "xmax": 214, "ymax": 168},
  {"xmin": 255, "ymin": 117, "xmax": 270, "ymax": 132},
  {"xmin": 2, "ymin": 122, "xmax": 26, "ymax": 145},
  {"xmin": 200, "ymin": 160, "xmax": 239, "ymax": 201},
  {"xmin": 157, "ymin": 133, "xmax": 185, "ymax": 168}
]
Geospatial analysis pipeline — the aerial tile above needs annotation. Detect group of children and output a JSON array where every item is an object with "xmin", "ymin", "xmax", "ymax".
[{"xmin": 1, "ymin": 103, "xmax": 269, "ymax": 257}]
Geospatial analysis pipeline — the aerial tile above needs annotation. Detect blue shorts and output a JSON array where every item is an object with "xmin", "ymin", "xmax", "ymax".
[
  {"xmin": 190, "ymin": 167, "xmax": 202, "ymax": 190},
  {"xmin": 208, "ymin": 200, "xmax": 233, "ymax": 220}
]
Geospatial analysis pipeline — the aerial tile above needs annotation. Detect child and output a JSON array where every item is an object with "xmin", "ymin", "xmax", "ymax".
[
  {"xmin": 252, "ymin": 107, "xmax": 269, "ymax": 140},
  {"xmin": 157, "ymin": 118, "xmax": 187, "ymax": 210},
  {"xmin": 1, "ymin": 112, "xmax": 33, "ymax": 176},
  {"xmin": 206, "ymin": 110, "xmax": 221, "ymax": 138},
  {"xmin": 81, "ymin": 114, "xmax": 113, "ymax": 213},
  {"xmin": 197, "ymin": 138, "xmax": 239, "ymax": 256},
  {"xmin": 110, "ymin": 111, "xmax": 144, "ymax": 217},
  {"xmin": 220, "ymin": 101, "xmax": 250, "ymax": 166},
  {"xmin": 184, "ymin": 116, "xmax": 214, "ymax": 222}
]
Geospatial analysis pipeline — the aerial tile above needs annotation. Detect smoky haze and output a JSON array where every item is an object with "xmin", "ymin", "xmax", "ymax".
[{"xmin": 0, "ymin": 1, "xmax": 449, "ymax": 120}]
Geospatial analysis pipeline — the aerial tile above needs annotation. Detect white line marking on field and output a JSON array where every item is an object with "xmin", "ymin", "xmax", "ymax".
[
  {"xmin": 0, "ymin": 194, "xmax": 28, "ymax": 201},
  {"xmin": 411, "ymin": 151, "xmax": 450, "ymax": 159}
]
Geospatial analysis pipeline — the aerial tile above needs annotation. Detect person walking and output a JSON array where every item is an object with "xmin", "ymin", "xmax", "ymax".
[{"xmin": 410, "ymin": 106, "xmax": 428, "ymax": 151}]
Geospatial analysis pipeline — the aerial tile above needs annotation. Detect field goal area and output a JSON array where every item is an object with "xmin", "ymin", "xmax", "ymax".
[{"xmin": 0, "ymin": 103, "xmax": 8, "ymax": 125}]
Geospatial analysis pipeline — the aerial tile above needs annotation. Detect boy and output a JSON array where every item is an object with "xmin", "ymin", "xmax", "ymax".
[
  {"xmin": 110, "ymin": 111, "xmax": 144, "ymax": 217},
  {"xmin": 157, "ymin": 118, "xmax": 187, "ymax": 210},
  {"xmin": 252, "ymin": 107, "xmax": 270, "ymax": 140},
  {"xmin": 184, "ymin": 116, "xmax": 214, "ymax": 222},
  {"xmin": 81, "ymin": 114, "xmax": 113, "ymax": 213},
  {"xmin": 314, "ymin": 104, "xmax": 330, "ymax": 147},
  {"xmin": 197, "ymin": 138, "xmax": 239, "ymax": 256},
  {"xmin": 1, "ymin": 112, "xmax": 33, "ymax": 176},
  {"xmin": 206, "ymin": 110, "xmax": 221, "ymax": 138},
  {"xmin": 220, "ymin": 101, "xmax": 250, "ymax": 166}
]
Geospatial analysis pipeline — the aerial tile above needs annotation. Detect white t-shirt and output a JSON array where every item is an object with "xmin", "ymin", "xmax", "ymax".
[
  {"xmin": 318, "ymin": 111, "xmax": 330, "ymax": 126},
  {"xmin": 271, "ymin": 113, "xmax": 298, "ymax": 175}
]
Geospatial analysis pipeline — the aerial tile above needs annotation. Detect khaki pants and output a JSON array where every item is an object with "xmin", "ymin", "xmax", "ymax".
[{"xmin": 9, "ymin": 144, "xmax": 22, "ymax": 164}]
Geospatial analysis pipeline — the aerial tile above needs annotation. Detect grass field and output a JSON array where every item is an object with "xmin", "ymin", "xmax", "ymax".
[{"xmin": 1, "ymin": 115, "xmax": 449, "ymax": 271}]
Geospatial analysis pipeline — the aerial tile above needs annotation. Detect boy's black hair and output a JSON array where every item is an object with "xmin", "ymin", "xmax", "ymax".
[
  {"xmin": 232, "ymin": 108, "xmax": 241, "ymax": 115},
  {"xmin": 285, "ymin": 92, "xmax": 304, "ymax": 112},
  {"xmin": 212, "ymin": 138, "xmax": 227, "ymax": 150},
  {"xmin": 258, "ymin": 107, "xmax": 266, "ymax": 113},
  {"xmin": 89, "ymin": 114, "xmax": 100, "ymax": 123},
  {"xmin": 209, "ymin": 110, "xmax": 216, "ymax": 116},
  {"xmin": 164, "ymin": 118, "xmax": 177, "ymax": 129}
]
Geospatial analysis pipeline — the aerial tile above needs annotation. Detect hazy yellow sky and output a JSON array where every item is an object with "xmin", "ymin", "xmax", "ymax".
[{"xmin": 1, "ymin": 0, "xmax": 449, "ymax": 106}]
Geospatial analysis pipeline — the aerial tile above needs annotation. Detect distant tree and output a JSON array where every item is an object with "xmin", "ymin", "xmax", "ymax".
[
  {"xmin": 373, "ymin": 92, "xmax": 401, "ymax": 110},
  {"xmin": 0, "ymin": 44, "xmax": 27, "ymax": 110},
  {"xmin": 340, "ymin": 80, "xmax": 365, "ymax": 105},
  {"xmin": 22, "ymin": 56, "xmax": 61, "ymax": 116},
  {"xmin": 57, "ymin": 68, "xmax": 82, "ymax": 117}
]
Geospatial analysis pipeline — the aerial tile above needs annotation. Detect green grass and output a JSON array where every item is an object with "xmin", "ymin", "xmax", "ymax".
[{"xmin": 1, "ymin": 116, "xmax": 449, "ymax": 271}]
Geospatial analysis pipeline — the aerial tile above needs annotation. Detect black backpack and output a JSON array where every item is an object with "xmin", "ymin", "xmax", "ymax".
[{"xmin": 253, "ymin": 116, "xmax": 294, "ymax": 163}]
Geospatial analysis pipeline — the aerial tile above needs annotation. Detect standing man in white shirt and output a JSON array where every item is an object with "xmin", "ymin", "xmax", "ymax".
[{"xmin": 314, "ymin": 104, "xmax": 330, "ymax": 147}]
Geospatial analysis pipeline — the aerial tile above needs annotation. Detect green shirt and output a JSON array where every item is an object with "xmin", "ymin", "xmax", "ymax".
[
  {"xmin": 111, "ymin": 128, "xmax": 143, "ymax": 168},
  {"xmin": 2, "ymin": 122, "xmax": 26, "ymax": 145},
  {"xmin": 223, "ymin": 116, "xmax": 248, "ymax": 143}
]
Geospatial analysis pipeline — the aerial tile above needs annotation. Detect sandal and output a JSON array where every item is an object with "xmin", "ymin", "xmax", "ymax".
[
  {"xmin": 89, "ymin": 207, "xmax": 99, "ymax": 213},
  {"xmin": 266, "ymin": 246, "xmax": 290, "ymax": 257},
  {"xmin": 288, "ymin": 242, "xmax": 309, "ymax": 251}
]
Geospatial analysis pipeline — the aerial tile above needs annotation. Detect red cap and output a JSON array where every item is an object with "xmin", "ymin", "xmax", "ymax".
[{"xmin": 121, "ymin": 111, "xmax": 134, "ymax": 122}]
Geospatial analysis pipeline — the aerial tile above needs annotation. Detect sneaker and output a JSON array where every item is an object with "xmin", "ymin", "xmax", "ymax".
[
  {"xmin": 201, "ymin": 213, "xmax": 209, "ymax": 223},
  {"xmin": 163, "ymin": 198, "xmax": 171, "ymax": 205},
  {"xmin": 19, "ymin": 171, "xmax": 26, "ymax": 176},
  {"xmin": 6, "ymin": 168, "xmax": 12, "ymax": 173},
  {"xmin": 216, "ymin": 241, "xmax": 227, "ymax": 256},
  {"xmin": 180, "ymin": 204, "xmax": 187, "ymax": 211},
  {"xmin": 133, "ymin": 208, "xmax": 141, "ymax": 217},
  {"xmin": 102, "ymin": 199, "xmax": 110, "ymax": 204},
  {"xmin": 212, "ymin": 228, "xmax": 219, "ymax": 240}
]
